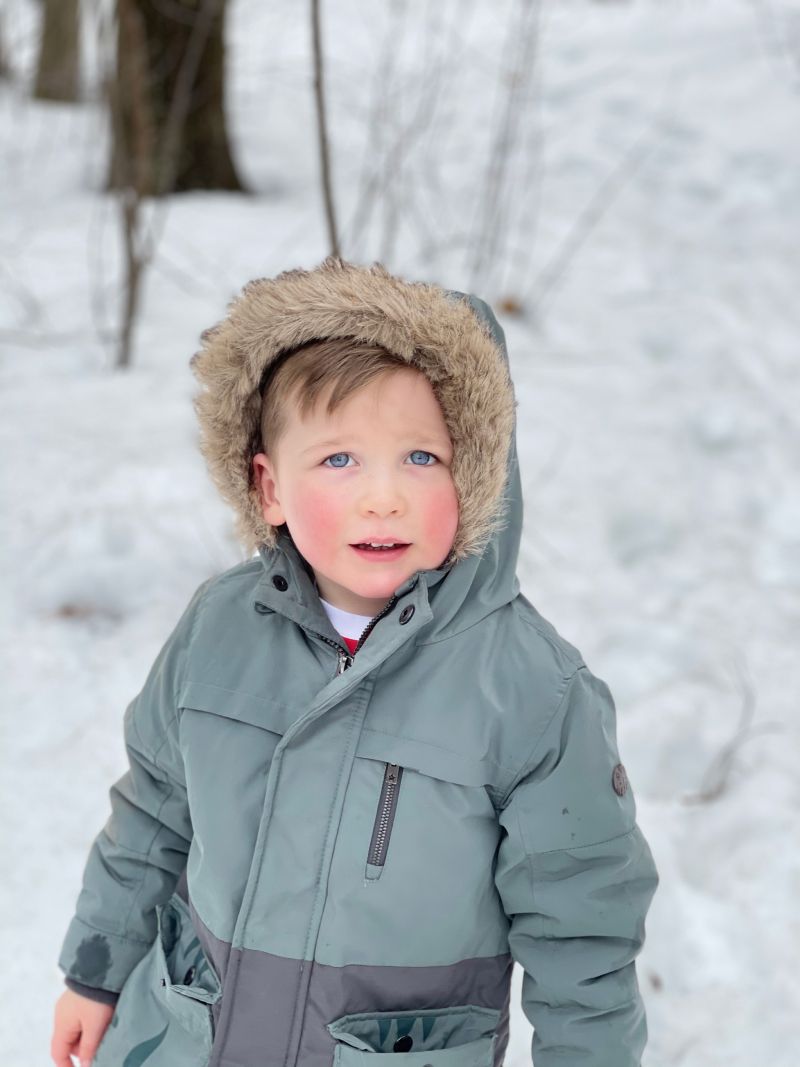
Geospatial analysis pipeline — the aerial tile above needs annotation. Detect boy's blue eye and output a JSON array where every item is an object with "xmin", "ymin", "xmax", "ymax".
[
  {"xmin": 323, "ymin": 452, "xmax": 352, "ymax": 468},
  {"xmin": 321, "ymin": 450, "xmax": 437, "ymax": 468}
]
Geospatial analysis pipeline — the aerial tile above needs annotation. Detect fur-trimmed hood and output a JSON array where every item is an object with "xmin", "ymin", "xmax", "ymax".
[{"xmin": 190, "ymin": 257, "xmax": 522, "ymax": 622}]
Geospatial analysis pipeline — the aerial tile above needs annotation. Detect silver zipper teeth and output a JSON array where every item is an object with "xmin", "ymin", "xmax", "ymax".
[
  {"xmin": 368, "ymin": 763, "xmax": 403, "ymax": 866},
  {"xmin": 313, "ymin": 591, "xmax": 400, "ymax": 676},
  {"xmin": 310, "ymin": 631, "xmax": 354, "ymax": 674},
  {"xmin": 353, "ymin": 594, "xmax": 398, "ymax": 656}
]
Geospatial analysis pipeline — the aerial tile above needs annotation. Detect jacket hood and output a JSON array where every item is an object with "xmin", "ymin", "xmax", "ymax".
[{"xmin": 190, "ymin": 257, "xmax": 522, "ymax": 629}]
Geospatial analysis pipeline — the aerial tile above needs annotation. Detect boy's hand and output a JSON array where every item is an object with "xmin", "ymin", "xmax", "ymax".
[{"xmin": 51, "ymin": 988, "xmax": 115, "ymax": 1067}]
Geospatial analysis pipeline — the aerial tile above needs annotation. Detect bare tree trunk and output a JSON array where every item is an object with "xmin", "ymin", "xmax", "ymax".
[
  {"xmin": 34, "ymin": 0, "xmax": 80, "ymax": 102},
  {"xmin": 311, "ymin": 0, "xmax": 339, "ymax": 257},
  {"xmin": 109, "ymin": 0, "xmax": 243, "ymax": 196}
]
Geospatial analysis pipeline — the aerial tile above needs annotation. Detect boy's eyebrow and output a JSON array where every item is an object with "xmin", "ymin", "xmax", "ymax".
[
  {"xmin": 302, "ymin": 438, "xmax": 347, "ymax": 454},
  {"xmin": 302, "ymin": 435, "xmax": 451, "ymax": 455}
]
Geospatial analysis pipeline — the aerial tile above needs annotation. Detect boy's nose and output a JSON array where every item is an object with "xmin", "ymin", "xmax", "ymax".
[
  {"xmin": 360, "ymin": 495, "xmax": 404, "ymax": 517},
  {"xmin": 358, "ymin": 477, "xmax": 405, "ymax": 516}
]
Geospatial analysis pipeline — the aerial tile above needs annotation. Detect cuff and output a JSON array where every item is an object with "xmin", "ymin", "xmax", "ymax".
[
  {"xmin": 64, "ymin": 978, "xmax": 121, "ymax": 1007},
  {"xmin": 58, "ymin": 914, "xmax": 153, "ymax": 993}
]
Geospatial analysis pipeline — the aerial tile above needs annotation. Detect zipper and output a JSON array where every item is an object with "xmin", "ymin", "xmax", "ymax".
[
  {"xmin": 307, "ymin": 630, "xmax": 353, "ymax": 675},
  {"xmin": 313, "ymin": 592, "xmax": 401, "ymax": 676},
  {"xmin": 353, "ymin": 594, "xmax": 399, "ymax": 655},
  {"xmin": 366, "ymin": 762, "xmax": 404, "ymax": 873}
]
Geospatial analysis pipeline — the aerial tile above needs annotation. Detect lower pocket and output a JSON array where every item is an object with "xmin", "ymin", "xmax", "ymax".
[
  {"xmin": 326, "ymin": 1004, "xmax": 499, "ymax": 1066},
  {"xmin": 92, "ymin": 892, "xmax": 221, "ymax": 1067}
]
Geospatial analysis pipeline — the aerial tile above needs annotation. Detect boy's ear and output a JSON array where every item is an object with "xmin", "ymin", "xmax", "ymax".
[{"xmin": 252, "ymin": 453, "xmax": 286, "ymax": 526}]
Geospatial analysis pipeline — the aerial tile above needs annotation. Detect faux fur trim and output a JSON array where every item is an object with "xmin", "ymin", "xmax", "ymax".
[{"xmin": 190, "ymin": 256, "xmax": 516, "ymax": 564}]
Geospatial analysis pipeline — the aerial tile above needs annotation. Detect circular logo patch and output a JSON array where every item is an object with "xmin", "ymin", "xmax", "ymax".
[{"xmin": 612, "ymin": 763, "xmax": 629, "ymax": 796}]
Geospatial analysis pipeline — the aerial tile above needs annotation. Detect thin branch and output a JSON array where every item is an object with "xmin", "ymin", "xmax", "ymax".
[
  {"xmin": 683, "ymin": 655, "xmax": 784, "ymax": 805},
  {"xmin": 311, "ymin": 0, "xmax": 339, "ymax": 257},
  {"xmin": 528, "ymin": 108, "xmax": 662, "ymax": 314},
  {"xmin": 468, "ymin": 0, "xmax": 542, "ymax": 294},
  {"xmin": 106, "ymin": 0, "xmax": 222, "ymax": 367}
]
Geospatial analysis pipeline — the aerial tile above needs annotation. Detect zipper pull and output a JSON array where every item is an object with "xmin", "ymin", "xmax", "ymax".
[{"xmin": 336, "ymin": 648, "xmax": 353, "ymax": 674}]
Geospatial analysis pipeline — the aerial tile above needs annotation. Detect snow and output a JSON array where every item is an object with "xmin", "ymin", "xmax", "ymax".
[{"xmin": 1, "ymin": 1, "xmax": 799, "ymax": 1064}]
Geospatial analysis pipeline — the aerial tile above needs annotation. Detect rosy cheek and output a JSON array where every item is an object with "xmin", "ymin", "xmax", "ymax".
[
  {"xmin": 294, "ymin": 488, "xmax": 343, "ymax": 534},
  {"xmin": 420, "ymin": 483, "xmax": 459, "ymax": 545}
]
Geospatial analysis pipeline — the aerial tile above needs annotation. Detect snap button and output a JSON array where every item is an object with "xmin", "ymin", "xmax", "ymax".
[
  {"xmin": 272, "ymin": 574, "xmax": 288, "ymax": 591},
  {"xmin": 182, "ymin": 965, "xmax": 196, "ymax": 986},
  {"xmin": 393, "ymin": 1035, "xmax": 413, "ymax": 1052},
  {"xmin": 254, "ymin": 601, "xmax": 271, "ymax": 614},
  {"xmin": 612, "ymin": 763, "xmax": 629, "ymax": 796},
  {"xmin": 399, "ymin": 605, "xmax": 415, "ymax": 624}
]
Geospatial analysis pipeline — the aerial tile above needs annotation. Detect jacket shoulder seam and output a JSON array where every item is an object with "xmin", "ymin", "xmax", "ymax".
[
  {"xmin": 499, "ymin": 665, "xmax": 583, "ymax": 808},
  {"xmin": 514, "ymin": 608, "xmax": 584, "ymax": 671}
]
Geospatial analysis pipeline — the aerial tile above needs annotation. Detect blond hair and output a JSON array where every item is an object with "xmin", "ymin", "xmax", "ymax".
[{"xmin": 258, "ymin": 337, "xmax": 420, "ymax": 458}]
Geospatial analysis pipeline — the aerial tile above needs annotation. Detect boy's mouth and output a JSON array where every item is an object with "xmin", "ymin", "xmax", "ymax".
[{"xmin": 350, "ymin": 542, "xmax": 411, "ymax": 561}]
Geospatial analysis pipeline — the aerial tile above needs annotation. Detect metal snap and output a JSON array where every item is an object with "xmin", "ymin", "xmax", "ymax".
[
  {"xmin": 399, "ymin": 605, "xmax": 415, "ymax": 624},
  {"xmin": 272, "ymin": 574, "xmax": 288, "ymax": 591},
  {"xmin": 612, "ymin": 763, "xmax": 629, "ymax": 796},
  {"xmin": 393, "ymin": 1035, "xmax": 413, "ymax": 1052}
]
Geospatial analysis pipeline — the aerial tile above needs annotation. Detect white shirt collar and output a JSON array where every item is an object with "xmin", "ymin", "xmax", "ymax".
[{"xmin": 318, "ymin": 596, "xmax": 374, "ymax": 641}]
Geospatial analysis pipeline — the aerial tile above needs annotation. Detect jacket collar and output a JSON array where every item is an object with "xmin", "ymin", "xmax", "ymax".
[{"xmin": 253, "ymin": 527, "xmax": 452, "ymax": 653}]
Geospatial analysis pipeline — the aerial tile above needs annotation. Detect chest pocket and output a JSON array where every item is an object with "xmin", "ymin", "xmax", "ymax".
[
  {"xmin": 178, "ymin": 680, "xmax": 299, "ymax": 735},
  {"xmin": 365, "ymin": 762, "xmax": 403, "ymax": 880},
  {"xmin": 353, "ymin": 728, "xmax": 503, "ymax": 884}
]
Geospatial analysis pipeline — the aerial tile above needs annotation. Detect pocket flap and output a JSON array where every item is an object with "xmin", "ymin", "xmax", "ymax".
[
  {"xmin": 356, "ymin": 729, "xmax": 500, "ymax": 788},
  {"xmin": 178, "ymin": 679, "xmax": 296, "ymax": 735},
  {"xmin": 327, "ymin": 1004, "xmax": 499, "ymax": 1064}
]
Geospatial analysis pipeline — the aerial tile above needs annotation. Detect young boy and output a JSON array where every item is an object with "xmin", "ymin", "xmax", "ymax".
[{"xmin": 52, "ymin": 257, "xmax": 658, "ymax": 1067}]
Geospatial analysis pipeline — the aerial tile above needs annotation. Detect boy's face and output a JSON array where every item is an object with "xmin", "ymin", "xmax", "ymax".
[{"xmin": 252, "ymin": 367, "xmax": 459, "ymax": 617}]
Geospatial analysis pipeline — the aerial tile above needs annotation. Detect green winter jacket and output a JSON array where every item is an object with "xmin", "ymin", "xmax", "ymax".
[{"xmin": 58, "ymin": 258, "xmax": 659, "ymax": 1067}]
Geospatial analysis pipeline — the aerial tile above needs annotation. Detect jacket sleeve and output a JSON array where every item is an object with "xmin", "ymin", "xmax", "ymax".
[
  {"xmin": 494, "ymin": 663, "xmax": 659, "ymax": 1067},
  {"xmin": 57, "ymin": 579, "xmax": 209, "ymax": 997}
]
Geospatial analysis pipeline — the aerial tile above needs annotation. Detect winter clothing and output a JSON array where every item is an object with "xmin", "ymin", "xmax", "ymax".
[
  {"xmin": 318, "ymin": 599, "xmax": 374, "ymax": 655},
  {"xmin": 58, "ymin": 258, "xmax": 659, "ymax": 1067}
]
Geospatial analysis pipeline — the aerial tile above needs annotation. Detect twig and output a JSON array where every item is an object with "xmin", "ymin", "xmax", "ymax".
[
  {"xmin": 525, "ymin": 73, "xmax": 679, "ymax": 314},
  {"xmin": 530, "ymin": 122, "xmax": 656, "ymax": 313},
  {"xmin": 107, "ymin": 0, "xmax": 222, "ymax": 368},
  {"xmin": 683, "ymin": 655, "xmax": 784, "ymax": 804},
  {"xmin": 311, "ymin": 0, "xmax": 339, "ymax": 257},
  {"xmin": 468, "ymin": 0, "xmax": 542, "ymax": 294},
  {"xmin": 345, "ymin": 2, "xmax": 456, "ymax": 261}
]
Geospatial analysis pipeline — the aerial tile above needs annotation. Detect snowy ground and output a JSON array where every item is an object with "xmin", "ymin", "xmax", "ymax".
[{"xmin": 1, "ymin": 1, "xmax": 799, "ymax": 1064}]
